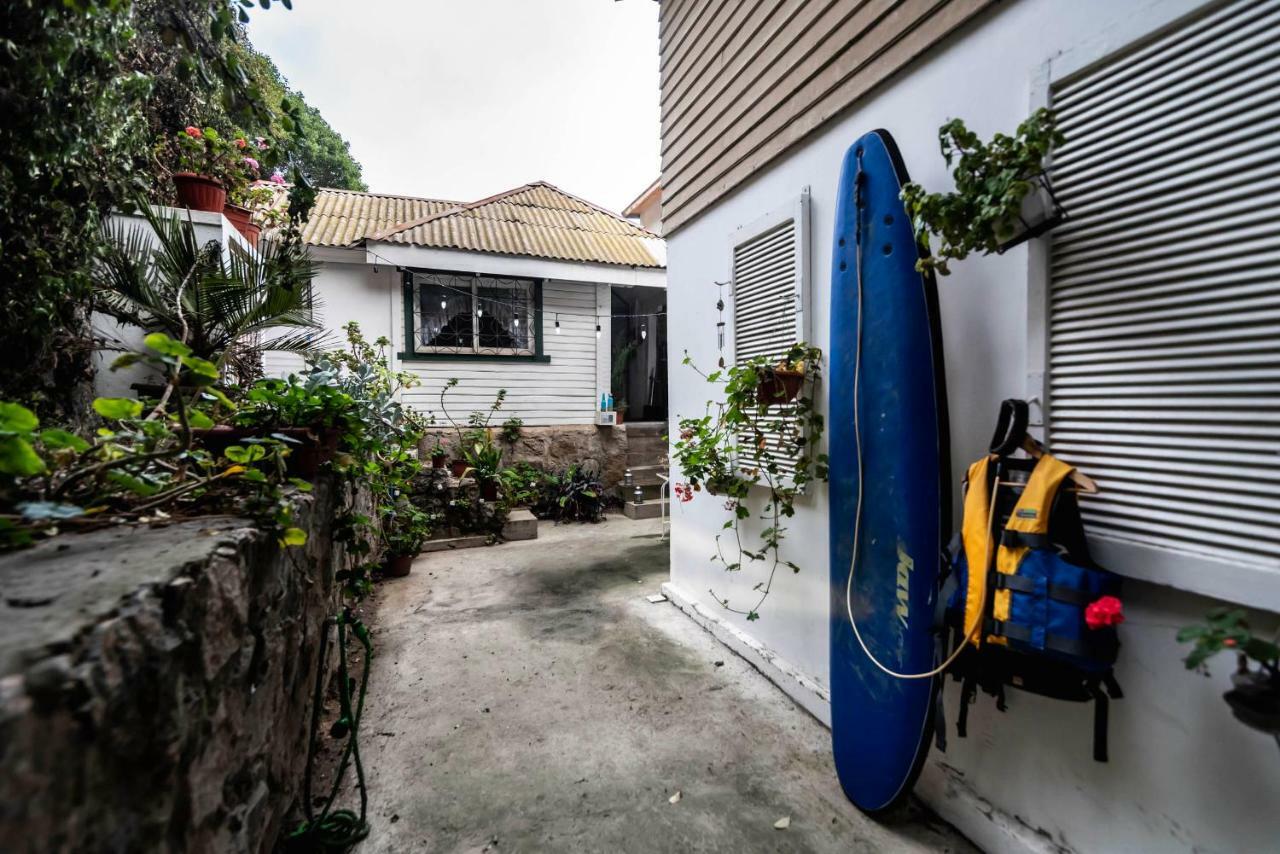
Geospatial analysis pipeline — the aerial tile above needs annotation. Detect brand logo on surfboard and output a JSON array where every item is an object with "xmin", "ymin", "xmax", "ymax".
[{"xmin": 895, "ymin": 541, "xmax": 913, "ymax": 629}]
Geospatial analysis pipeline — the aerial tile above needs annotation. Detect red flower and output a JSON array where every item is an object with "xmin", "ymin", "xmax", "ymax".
[
  {"xmin": 184, "ymin": 126, "xmax": 202, "ymax": 138},
  {"xmin": 235, "ymin": 138, "xmax": 247, "ymax": 149},
  {"xmin": 673, "ymin": 482, "xmax": 694, "ymax": 503},
  {"xmin": 1085, "ymin": 595, "xmax": 1124, "ymax": 630},
  {"xmin": 1223, "ymin": 638, "xmax": 1238, "ymax": 648}
]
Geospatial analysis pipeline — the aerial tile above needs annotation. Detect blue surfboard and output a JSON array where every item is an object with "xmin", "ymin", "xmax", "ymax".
[{"xmin": 828, "ymin": 129, "xmax": 951, "ymax": 813}]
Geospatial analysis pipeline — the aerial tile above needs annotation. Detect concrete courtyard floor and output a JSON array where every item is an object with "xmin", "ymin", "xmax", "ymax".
[{"xmin": 357, "ymin": 515, "xmax": 976, "ymax": 853}]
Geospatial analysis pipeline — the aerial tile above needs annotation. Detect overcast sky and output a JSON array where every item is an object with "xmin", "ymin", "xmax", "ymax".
[{"xmin": 248, "ymin": 0, "xmax": 660, "ymax": 214}]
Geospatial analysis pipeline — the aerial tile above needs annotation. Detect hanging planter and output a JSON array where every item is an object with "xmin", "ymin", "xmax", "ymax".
[
  {"xmin": 994, "ymin": 169, "xmax": 1066, "ymax": 254},
  {"xmin": 1224, "ymin": 670, "xmax": 1280, "ymax": 736},
  {"xmin": 222, "ymin": 203, "xmax": 261, "ymax": 246},
  {"xmin": 756, "ymin": 365, "xmax": 805, "ymax": 406},
  {"xmin": 173, "ymin": 172, "xmax": 226, "ymax": 213},
  {"xmin": 1178, "ymin": 607, "xmax": 1280, "ymax": 740},
  {"xmin": 900, "ymin": 107, "xmax": 1067, "ymax": 276}
]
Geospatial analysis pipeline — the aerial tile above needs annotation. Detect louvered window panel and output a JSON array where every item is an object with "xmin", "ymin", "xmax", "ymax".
[
  {"xmin": 1046, "ymin": 0, "xmax": 1280, "ymax": 570},
  {"xmin": 730, "ymin": 192, "xmax": 810, "ymax": 484}
]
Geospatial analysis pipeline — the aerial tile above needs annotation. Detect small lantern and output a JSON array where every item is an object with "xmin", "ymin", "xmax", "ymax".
[
  {"xmin": 633, "ymin": 484, "xmax": 644, "ymax": 505},
  {"xmin": 623, "ymin": 468, "xmax": 634, "ymax": 488}
]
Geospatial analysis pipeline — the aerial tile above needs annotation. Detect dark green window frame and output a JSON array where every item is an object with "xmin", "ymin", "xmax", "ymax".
[{"xmin": 398, "ymin": 268, "xmax": 548, "ymax": 363}]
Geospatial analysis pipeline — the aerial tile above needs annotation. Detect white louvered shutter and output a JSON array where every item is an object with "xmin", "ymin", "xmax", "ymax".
[
  {"xmin": 1046, "ymin": 0, "xmax": 1280, "ymax": 570},
  {"xmin": 730, "ymin": 191, "xmax": 810, "ymax": 482}
]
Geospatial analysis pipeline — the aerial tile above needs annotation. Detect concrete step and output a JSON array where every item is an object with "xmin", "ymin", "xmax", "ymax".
[
  {"xmin": 624, "ymin": 421, "xmax": 666, "ymax": 437},
  {"xmin": 622, "ymin": 498, "xmax": 668, "ymax": 520},
  {"xmin": 617, "ymin": 482, "xmax": 665, "ymax": 501},
  {"xmin": 420, "ymin": 509, "xmax": 538, "ymax": 552},
  {"xmin": 625, "ymin": 464, "xmax": 668, "ymax": 486},
  {"xmin": 503, "ymin": 509, "xmax": 539, "ymax": 541}
]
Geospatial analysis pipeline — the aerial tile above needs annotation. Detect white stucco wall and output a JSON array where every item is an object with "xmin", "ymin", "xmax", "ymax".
[{"xmin": 663, "ymin": 1, "xmax": 1280, "ymax": 852}]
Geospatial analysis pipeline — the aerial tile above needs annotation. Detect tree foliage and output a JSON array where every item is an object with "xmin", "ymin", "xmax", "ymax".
[{"xmin": 0, "ymin": 0, "xmax": 364, "ymax": 417}]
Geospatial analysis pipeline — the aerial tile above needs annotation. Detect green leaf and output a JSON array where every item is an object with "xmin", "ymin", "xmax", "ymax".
[
  {"xmin": 181, "ymin": 355, "xmax": 220, "ymax": 384},
  {"xmin": 0, "ymin": 402, "xmax": 38, "ymax": 434},
  {"xmin": 144, "ymin": 333, "xmax": 192, "ymax": 358},
  {"xmin": 93, "ymin": 397, "xmax": 144, "ymax": 420},
  {"xmin": 110, "ymin": 353, "xmax": 142, "ymax": 371},
  {"xmin": 224, "ymin": 444, "xmax": 266, "ymax": 463},
  {"xmin": 105, "ymin": 470, "xmax": 159, "ymax": 496},
  {"xmin": 186, "ymin": 410, "xmax": 215, "ymax": 429},
  {"xmin": 281, "ymin": 527, "xmax": 307, "ymax": 547},
  {"xmin": 0, "ymin": 436, "xmax": 45, "ymax": 476},
  {"xmin": 39, "ymin": 429, "xmax": 90, "ymax": 452},
  {"xmin": 288, "ymin": 477, "xmax": 313, "ymax": 492}
]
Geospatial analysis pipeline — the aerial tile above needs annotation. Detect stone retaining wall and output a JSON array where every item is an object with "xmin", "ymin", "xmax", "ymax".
[
  {"xmin": 422, "ymin": 424, "xmax": 630, "ymax": 487},
  {"xmin": 0, "ymin": 477, "xmax": 367, "ymax": 853}
]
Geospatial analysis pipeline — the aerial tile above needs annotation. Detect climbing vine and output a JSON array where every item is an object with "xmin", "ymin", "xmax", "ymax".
[{"xmin": 672, "ymin": 343, "xmax": 827, "ymax": 620}]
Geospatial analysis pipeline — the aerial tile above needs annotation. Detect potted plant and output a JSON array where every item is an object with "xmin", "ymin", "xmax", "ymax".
[
  {"xmin": 614, "ymin": 400, "xmax": 628, "ymax": 425},
  {"xmin": 427, "ymin": 439, "xmax": 448, "ymax": 469},
  {"xmin": 463, "ymin": 439, "xmax": 504, "ymax": 501},
  {"xmin": 172, "ymin": 126, "xmax": 232, "ymax": 212},
  {"xmin": 1178, "ymin": 607, "xmax": 1280, "ymax": 737},
  {"xmin": 221, "ymin": 377, "xmax": 360, "ymax": 476},
  {"xmin": 382, "ymin": 502, "xmax": 432, "ymax": 577},
  {"xmin": 223, "ymin": 136, "xmax": 276, "ymax": 244},
  {"xmin": 755, "ymin": 350, "xmax": 809, "ymax": 406},
  {"xmin": 900, "ymin": 107, "xmax": 1066, "ymax": 275}
]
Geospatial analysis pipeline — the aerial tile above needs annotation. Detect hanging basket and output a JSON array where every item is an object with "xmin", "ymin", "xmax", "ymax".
[
  {"xmin": 222, "ymin": 203, "xmax": 261, "ymax": 246},
  {"xmin": 756, "ymin": 366, "xmax": 805, "ymax": 406},
  {"xmin": 1224, "ymin": 671, "xmax": 1280, "ymax": 736},
  {"xmin": 173, "ymin": 172, "xmax": 226, "ymax": 213},
  {"xmin": 995, "ymin": 170, "xmax": 1067, "ymax": 254}
]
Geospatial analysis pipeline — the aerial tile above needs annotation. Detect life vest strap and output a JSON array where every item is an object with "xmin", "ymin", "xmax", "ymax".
[
  {"xmin": 987, "ymin": 619, "xmax": 1088, "ymax": 657},
  {"xmin": 999, "ymin": 529, "xmax": 1051, "ymax": 550},
  {"xmin": 993, "ymin": 573, "xmax": 1094, "ymax": 607}
]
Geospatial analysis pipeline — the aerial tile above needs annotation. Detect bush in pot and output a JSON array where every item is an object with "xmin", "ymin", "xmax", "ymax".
[
  {"xmin": 462, "ymin": 439, "xmax": 504, "ymax": 501},
  {"xmin": 1178, "ymin": 607, "xmax": 1280, "ymax": 738},
  {"xmin": 381, "ymin": 501, "xmax": 432, "ymax": 577},
  {"xmin": 900, "ymin": 107, "xmax": 1066, "ymax": 275},
  {"xmin": 172, "ymin": 125, "xmax": 233, "ymax": 211}
]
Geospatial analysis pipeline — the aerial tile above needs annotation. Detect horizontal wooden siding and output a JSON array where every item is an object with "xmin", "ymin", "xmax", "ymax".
[{"xmin": 658, "ymin": 0, "xmax": 996, "ymax": 233}]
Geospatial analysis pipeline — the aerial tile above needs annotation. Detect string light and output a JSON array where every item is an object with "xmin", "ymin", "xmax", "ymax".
[
  {"xmin": 641, "ymin": 324, "xmax": 647, "ymax": 341},
  {"xmin": 595, "ymin": 323, "xmax": 602, "ymax": 339},
  {"xmin": 554, "ymin": 315, "xmax": 561, "ymax": 334}
]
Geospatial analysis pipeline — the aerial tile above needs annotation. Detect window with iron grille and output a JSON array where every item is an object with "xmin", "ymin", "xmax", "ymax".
[{"xmin": 405, "ymin": 271, "xmax": 540, "ymax": 357}]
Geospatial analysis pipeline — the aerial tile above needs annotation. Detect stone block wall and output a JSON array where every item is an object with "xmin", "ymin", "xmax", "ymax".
[
  {"xmin": 423, "ymin": 424, "xmax": 631, "ymax": 487},
  {"xmin": 0, "ymin": 477, "xmax": 368, "ymax": 853}
]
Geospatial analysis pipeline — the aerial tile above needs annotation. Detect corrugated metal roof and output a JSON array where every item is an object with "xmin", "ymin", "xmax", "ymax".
[
  {"xmin": 299, "ymin": 189, "xmax": 459, "ymax": 247},
  {"xmin": 301, "ymin": 182, "xmax": 664, "ymax": 269}
]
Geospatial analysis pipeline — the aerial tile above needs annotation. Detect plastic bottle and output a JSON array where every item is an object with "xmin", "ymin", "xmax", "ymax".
[
  {"xmin": 606, "ymin": 392, "xmax": 614, "ymax": 411},
  {"xmin": 600, "ymin": 392, "xmax": 607, "ymax": 412}
]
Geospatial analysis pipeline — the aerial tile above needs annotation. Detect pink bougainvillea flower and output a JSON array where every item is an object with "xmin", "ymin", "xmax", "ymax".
[
  {"xmin": 243, "ymin": 156, "xmax": 260, "ymax": 172},
  {"xmin": 269, "ymin": 170, "xmax": 286, "ymax": 185},
  {"xmin": 673, "ymin": 482, "xmax": 694, "ymax": 503},
  {"xmin": 256, "ymin": 137, "xmax": 269, "ymax": 150},
  {"xmin": 184, "ymin": 126, "xmax": 202, "ymax": 138},
  {"xmin": 1084, "ymin": 595, "xmax": 1124, "ymax": 630}
]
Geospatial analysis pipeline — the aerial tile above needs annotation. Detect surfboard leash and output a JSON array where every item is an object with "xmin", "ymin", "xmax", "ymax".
[{"xmin": 843, "ymin": 147, "xmax": 993, "ymax": 681}]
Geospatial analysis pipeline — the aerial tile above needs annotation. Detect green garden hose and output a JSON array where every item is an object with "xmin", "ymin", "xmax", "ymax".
[{"xmin": 285, "ymin": 608, "xmax": 373, "ymax": 853}]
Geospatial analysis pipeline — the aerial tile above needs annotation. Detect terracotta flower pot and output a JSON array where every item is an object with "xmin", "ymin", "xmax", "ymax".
[
  {"xmin": 615, "ymin": 408, "xmax": 626, "ymax": 425},
  {"xmin": 431, "ymin": 453, "xmax": 448, "ymax": 469},
  {"xmin": 478, "ymin": 479, "xmax": 500, "ymax": 502},
  {"xmin": 385, "ymin": 553, "xmax": 414, "ymax": 578},
  {"xmin": 449, "ymin": 459, "xmax": 468, "ymax": 478},
  {"xmin": 173, "ymin": 172, "xmax": 226, "ymax": 213},
  {"xmin": 756, "ymin": 367, "xmax": 804, "ymax": 406},
  {"xmin": 222, "ymin": 203, "xmax": 261, "ymax": 246}
]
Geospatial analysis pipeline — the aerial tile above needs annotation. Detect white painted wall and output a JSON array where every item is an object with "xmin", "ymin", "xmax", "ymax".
[
  {"xmin": 94, "ymin": 207, "xmax": 257, "ymax": 398},
  {"xmin": 663, "ymin": 1, "xmax": 1280, "ymax": 852},
  {"xmin": 268, "ymin": 251, "xmax": 625, "ymax": 427}
]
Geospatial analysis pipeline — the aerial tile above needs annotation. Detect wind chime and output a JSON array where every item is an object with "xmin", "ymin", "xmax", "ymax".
[{"xmin": 716, "ymin": 280, "xmax": 727, "ymax": 368}]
